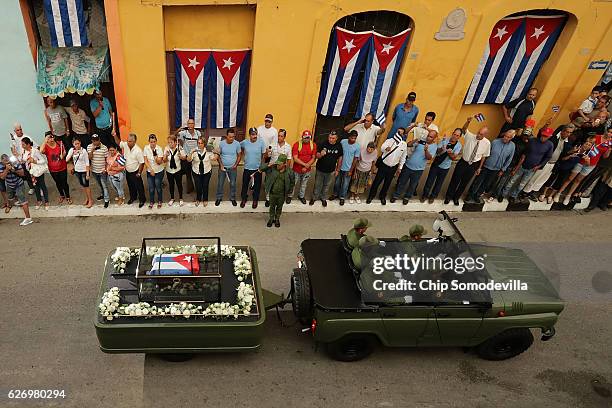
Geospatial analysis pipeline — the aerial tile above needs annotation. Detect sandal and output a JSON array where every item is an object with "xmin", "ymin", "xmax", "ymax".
[
  {"xmin": 148, "ymin": 203, "xmax": 153, "ymax": 209},
  {"xmin": 157, "ymin": 202, "xmax": 162, "ymax": 209},
  {"xmin": 58, "ymin": 197, "xmax": 65, "ymax": 205},
  {"xmin": 66, "ymin": 198, "xmax": 73, "ymax": 205},
  {"xmin": 4, "ymin": 205, "xmax": 11, "ymax": 214}
]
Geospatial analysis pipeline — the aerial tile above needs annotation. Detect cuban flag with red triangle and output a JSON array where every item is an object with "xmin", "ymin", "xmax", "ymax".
[
  {"xmin": 317, "ymin": 27, "xmax": 372, "ymax": 117},
  {"xmin": 356, "ymin": 28, "xmax": 411, "ymax": 119},
  {"xmin": 210, "ymin": 50, "xmax": 251, "ymax": 129},
  {"xmin": 465, "ymin": 15, "xmax": 565, "ymax": 105},
  {"xmin": 175, "ymin": 50, "xmax": 211, "ymax": 128},
  {"xmin": 149, "ymin": 254, "xmax": 200, "ymax": 276}
]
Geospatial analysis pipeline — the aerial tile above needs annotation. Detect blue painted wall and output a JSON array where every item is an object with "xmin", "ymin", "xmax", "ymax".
[{"xmin": 0, "ymin": 1, "xmax": 47, "ymax": 154}]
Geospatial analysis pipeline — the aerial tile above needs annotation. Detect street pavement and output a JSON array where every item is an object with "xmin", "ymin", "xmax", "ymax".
[{"xmin": 0, "ymin": 211, "xmax": 611, "ymax": 408}]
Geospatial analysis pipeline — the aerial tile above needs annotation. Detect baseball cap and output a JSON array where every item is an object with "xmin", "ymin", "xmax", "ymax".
[
  {"xmin": 353, "ymin": 218, "xmax": 372, "ymax": 229},
  {"xmin": 525, "ymin": 118, "xmax": 536, "ymax": 128},
  {"xmin": 301, "ymin": 130, "xmax": 312, "ymax": 138},
  {"xmin": 248, "ymin": 127, "xmax": 258, "ymax": 135},
  {"xmin": 91, "ymin": 134, "xmax": 100, "ymax": 140},
  {"xmin": 407, "ymin": 91, "xmax": 417, "ymax": 101},
  {"xmin": 264, "ymin": 113, "xmax": 273, "ymax": 121},
  {"xmin": 541, "ymin": 127, "xmax": 554, "ymax": 137}
]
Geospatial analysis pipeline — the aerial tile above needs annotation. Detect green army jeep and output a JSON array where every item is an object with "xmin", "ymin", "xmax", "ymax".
[{"xmin": 289, "ymin": 212, "xmax": 564, "ymax": 362}]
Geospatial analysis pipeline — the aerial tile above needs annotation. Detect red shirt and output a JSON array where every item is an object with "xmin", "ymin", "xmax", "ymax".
[
  {"xmin": 292, "ymin": 141, "xmax": 317, "ymax": 174},
  {"xmin": 583, "ymin": 135, "xmax": 610, "ymax": 167},
  {"xmin": 43, "ymin": 142, "xmax": 67, "ymax": 172}
]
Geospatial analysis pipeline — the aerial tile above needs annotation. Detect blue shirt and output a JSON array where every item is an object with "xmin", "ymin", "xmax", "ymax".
[
  {"xmin": 387, "ymin": 103, "xmax": 419, "ymax": 139},
  {"xmin": 240, "ymin": 139, "xmax": 266, "ymax": 170},
  {"xmin": 406, "ymin": 142, "xmax": 437, "ymax": 171},
  {"xmin": 0, "ymin": 162, "xmax": 24, "ymax": 189},
  {"xmin": 522, "ymin": 138, "xmax": 553, "ymax": 170},
  {"xmin": 340, "ymin": 139, "xmax": 360, "ymax": 171},
  {"xmin": 484, "ymin": 139, "xmax": 516, "ymax": 171},
  {"xmin": 219, "ymin": 140, "xmax": 242, "ymax": 168},
  {"xmin": 434, "ymin": 138, "xmax": 462, "ymax": 170},
  {"xmin": 90, "ymin": 97, "xmax": 113, "ymax": 129}
]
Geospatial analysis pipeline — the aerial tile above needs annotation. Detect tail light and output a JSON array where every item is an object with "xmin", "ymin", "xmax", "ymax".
[{"xmin": 310, "ymin": 319, "xmax": 317, "ymax": 334}]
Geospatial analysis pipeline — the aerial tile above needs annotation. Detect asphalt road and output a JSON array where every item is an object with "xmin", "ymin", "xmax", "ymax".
[{"xmin": 1, "ymin": 211, "xmax": 611, "ymax": 408}]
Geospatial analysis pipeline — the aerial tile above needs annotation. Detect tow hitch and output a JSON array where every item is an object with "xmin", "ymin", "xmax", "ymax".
[{"xmin": 541, "ymin": 327, "xmax": 556, "ymax": 341}]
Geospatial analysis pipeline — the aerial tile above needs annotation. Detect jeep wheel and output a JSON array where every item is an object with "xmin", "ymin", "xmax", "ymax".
[
  {"xmin": 291, "ymin": 268, "xmax": 313, "ymax": 324},
  {"xmin": 326, "ymin": 335, "xmax": 375, "ymax": 362},
  {"xmin": 476, "ymin": 328, "xmax": 534, "ymax": 361}
]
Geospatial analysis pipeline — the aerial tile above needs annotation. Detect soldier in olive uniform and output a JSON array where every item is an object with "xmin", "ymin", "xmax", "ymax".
[
  {"xmin": 346, "ymin": 218, "xmax": 372, "ymax": 250},
  {"xmin": 261, "ymin": 154, "xmax": 295, "ymax": 227}
]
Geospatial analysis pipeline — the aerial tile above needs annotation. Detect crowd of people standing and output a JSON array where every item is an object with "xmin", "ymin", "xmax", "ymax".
[{"xmin": 2, "ymin": 86, "xmax": 611, "ymax": 227}]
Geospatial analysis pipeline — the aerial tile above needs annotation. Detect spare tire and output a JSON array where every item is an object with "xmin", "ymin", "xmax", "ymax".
[{"xmin": 291, "ymin": 268, "xmax": 313, "ymax": 324}]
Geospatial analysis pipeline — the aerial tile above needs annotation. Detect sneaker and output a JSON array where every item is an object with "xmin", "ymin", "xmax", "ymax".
[
  {"xmin": 179, "ymin": 200, "xmax": 184, "ymax": 207},
  {"xmin": 20, "ymin": 218, "xmax": 33, "ymax": 226},
  {"xmin": 349, "ymin": 197, "xmax": 355, "ymax": 204},
  {"xmin": 563, "ymin": 196, "xmax": 570, "ymax": 206},
  {"xmin": 299, "ymin": 197, "xmax": 307, "ymax": 204},
  {"xmin": 321, "ymin": 199, "xmax": 327, "ymax": 207},
  {"xmin": 553, "ymin": 194, "xmax": 560, "ymax": 203},
  {"xmin": 266, "ymin": 219, "xmax": 273, "ymax": 228},
  {"xmin": 339, "ymin": 199, "xmax": 345, "ymax": 206},
  {"xmin": 28, "ymin": 188, "xmax": 35, "ymax": 195},
  {"xmin": 309, "ymin": 199, "xmax": 315, "ymax": 206},
  {"xmin": 44, "ymin": 203, "xmax": 49, "ymax": 210},
  {"xmin": 168, "ymin": 199, "xmax": 175, "ymax": 206},
  {"xmin": 487, "ymin": 196, "xmax": 496, "ymax": 203},
  {"xmin": 356, "ymin": 197, "xmax": 361, "ymax": 204},
  {"xmin": 35, "ymin": 202, "xmax": 42, "ymax": 210},
  {"xmin": 195, "ymin": 201, "xmax": 200, "ymax": 207},
  {"xmin": 139, "ymin": 202, "xmax": 145, "ymax": 208}
]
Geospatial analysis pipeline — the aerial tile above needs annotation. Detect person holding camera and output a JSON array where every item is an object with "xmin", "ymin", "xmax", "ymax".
[
  {"xmin": 21, "ymin": 137, "xmax": 49, "ymax": 210},
  {"xmin": 176, "ymin": 118, "xmax": 201, "ymax": 194},
  {"xmin": 143, "ymin": 134, "xmax": 165, "ymax": 209},
  {"xmin": 66, "ymin": 138, "xmax": 93, "ymax": 208},
  {"xmin": 164, "ymin": 135, "xmax": 187, "ymax": 206},
  {"xmin": 391, "ymin": 130, "xmax": 438, "ymax": 204},
  {"xmin": 187, "ymin": 136, "xmax": 215, "ymax": 206},
  {"xmin": 86, "ymin": 134, "xmax": 111, "ymax": 208},
  {"xmin": 0, "ymin": 154, "xmax": 33, "ymax": 225}
]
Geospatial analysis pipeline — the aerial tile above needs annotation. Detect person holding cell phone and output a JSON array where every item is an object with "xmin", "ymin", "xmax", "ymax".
[{"xmin": 86, "ymin": 134, "xmax": 111, "ymax": 208}]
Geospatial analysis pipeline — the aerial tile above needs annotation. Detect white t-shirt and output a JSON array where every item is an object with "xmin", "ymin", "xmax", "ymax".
[
  {"xmin": 270, "ymin": 142, "xmax": 292, "ymax": 164},
  {"xmin": 143, "ymin": 145, "xmax": 165, "ymax": 173},
  {"xmin": 579, "ymin": 97, "xmax": 596, "ymax": 115},
  {"xmin": 461, "ymin": 131, "xmax": 491, "ymax": 164},
  {"xmin": 66, "ymin": 147, "xmax": 90, "ymax": 172},
  {"xmin": 119, "ymin": 141, "xmax": 144, "ymax": 173},
  {"xmin": 350, "ymin": 123, "xmax": 380, "ymax": 150},
  {"xmin": 10, "ymin": 133, "xmax": 33, "ymax": 157},
  {"xmin": 164, "ymin": 146, "xmax": 186, "ymax": 174},
  {"xmin": 190, "ymin": 149, "xmax": 213, "ymax": 175},
  {"xmin": 410, "ymin": 122, "xmax": 439, "ymax": 142},
  {"xmin": 257, "ymin": 125, "xmax": 278, "ymax": 148}
]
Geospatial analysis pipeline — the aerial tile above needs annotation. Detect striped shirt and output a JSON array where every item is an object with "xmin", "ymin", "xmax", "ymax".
[
  {"xmin": 0, "ymin": 162, "xmax": 24, "ymax": 189},
  {"xmin": 86, "ymin": 143, "xmax": 109, "ymax": 174}
]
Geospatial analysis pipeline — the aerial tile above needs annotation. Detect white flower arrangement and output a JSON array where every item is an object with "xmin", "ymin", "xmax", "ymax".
[
  {"xmin": 102, "ymin": 245, "xmax": 256, "ymax": 320},
  {"xmin": 110, "ymin": 247, "xmax": 139, "ymax": 273}
]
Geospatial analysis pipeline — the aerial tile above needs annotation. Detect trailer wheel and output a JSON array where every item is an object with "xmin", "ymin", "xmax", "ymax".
[
  {"xmin": 291, "ymin": 268, "xmax": 313, "ymax": 324},
  {"xmin": 476, "ymin": 328, "xmax": 533, "ymax": 361},
  {"xmin": 326, "ymin": 335, "xmax": 375, "ymax": 362}
]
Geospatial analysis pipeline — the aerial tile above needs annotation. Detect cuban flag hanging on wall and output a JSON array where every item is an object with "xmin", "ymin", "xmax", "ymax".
[
  {"xmin": 175, "ymin": 50, "xmax": 211, "ymax": 128},
  {"xmin": 210, "ymin": 50, "xmax": 251, "ymax": 128},
  {"xmin": 356, "ymin": 29, "xmax": 411, "ymax": 119},
  {"xmin": 43, "ymin": 0, "xmax": 89, "ymax": 47},
  {"xmin": 317, "ymin": 27, "xmax": 372, "ymax": 117},
  {"xmin": 149, "ymin": 254, "xmax": 200, "ymax": 276},
  {"xmin": 464, "ymin": 15, "xmax": 566, "ymax": 104}
]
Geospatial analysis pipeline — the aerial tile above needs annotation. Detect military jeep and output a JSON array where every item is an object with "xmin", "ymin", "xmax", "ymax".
[{"xmin": 289, "ymin": 212, "xmax": 564, "ymax": 362}]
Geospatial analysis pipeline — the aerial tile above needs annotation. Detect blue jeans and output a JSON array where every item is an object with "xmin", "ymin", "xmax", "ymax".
[
  {"xmin": 92, "ymin": 172, "xmax": 110, "ymax": 203},
  {"xmin": 292, "ymin": 172, "xmax": 311, "ymax": 199},
  {"xmin": 109, "ymin": 171, "xmax": 125, "ymax": 199},
  {"xmin": 147, "ymin": 170, "xmax": 164, "ymax": 203},
  {"xmin": 421, "ymin": 165, "xmax": 449, "ymax": 199},
  {"xmin": 333, "ymin": 170, "xmax": 351, "ymax": 199},
  {"xmin": 502, "ymin": 167, "xmax": 536, "ymax": 199},
  {"xmin": 312, "ymin": 170, "xmax": 334, "ymax": 200},
  {"xmin": 216, "ymin": 167, "xmax": 237, "ymax": 200},
  {"xmin": 393, "ymin": 167, "xmax": 423, "ymax": 200}
]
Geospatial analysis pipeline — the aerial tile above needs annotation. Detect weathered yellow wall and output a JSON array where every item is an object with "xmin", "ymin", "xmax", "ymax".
[
  {"xmin": 112, "ymin": 0, "xmax": 612, "ymax": 146},
  {"xmin": 164, "ymin": 5, "xmax": 255, "ymax": 50}
]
